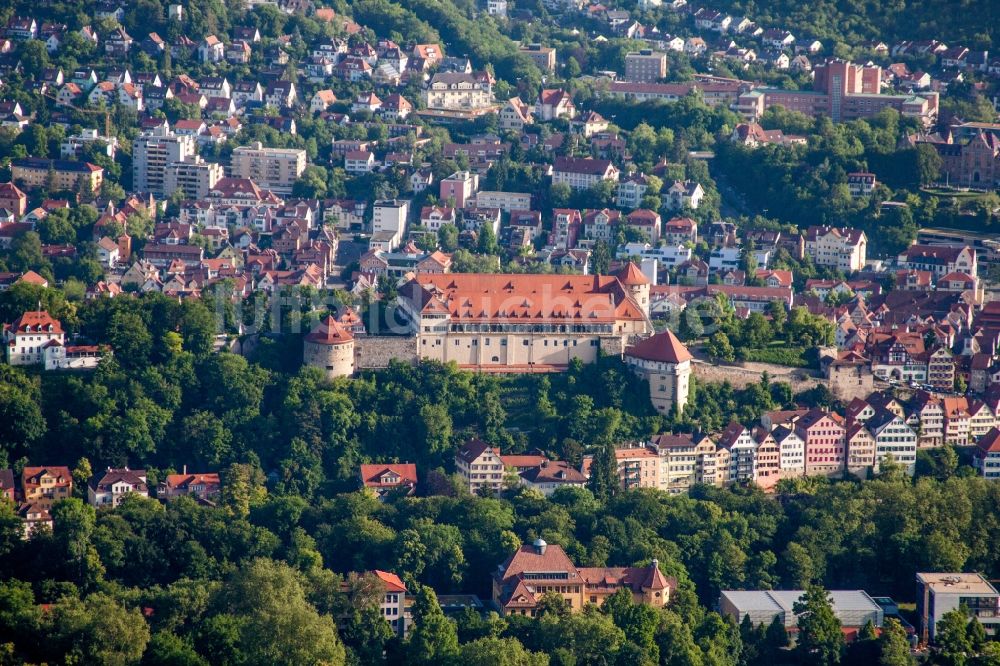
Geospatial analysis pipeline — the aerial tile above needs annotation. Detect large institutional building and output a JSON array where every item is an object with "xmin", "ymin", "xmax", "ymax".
[
  {"xmin": 737, "ymin": 60, "xmax": 938, "ymax": 125},
  {"xmin": 396, "ymin": 266, "xmax": 653, "ymax": 371},
  {"xmin": 493, "ymin": 539, "xmax": 674, "ymax": 616}
]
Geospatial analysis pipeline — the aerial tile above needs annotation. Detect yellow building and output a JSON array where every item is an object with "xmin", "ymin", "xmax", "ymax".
[
  {"xmin": 11, "ymin": 158, "xmax": 103, "ymax": 194},
  {"xmin": 494, "ymin": 540, "xmax": 674, "ymax": 616}
]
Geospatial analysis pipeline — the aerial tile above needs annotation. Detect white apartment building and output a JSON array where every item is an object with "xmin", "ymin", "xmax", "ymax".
[
  {"xmin": 552, "ymin": 157, "xmax": 619, "ymax": 191},
  {"xmin": 163, "ymin": 155, "xmax": 225, "ymax": 200},
  {"xmin": 61, "ymin": 128, "xmax": 119, "ymax": 159},
  {"xmin": 132, "ymin": 125, "xmax": 197, "ymax": 195},
  {"xmin": 804, "ymin": 225, "xmax": 867, "ymax": 272},
  {"xmin": 470, "ymin": 191, "xmax": 532, "ymax": 212},
  {"xmin": 424, "ymin": 72, "xmax": 494, "ymax": 110},
  {"xmin": 372, "ymin": 199, "xmax": 410, "ymax": 249},
  {"xmin": 230, "ymin": 142, "xmax": 307, "ymax": 195},
  {"xmin": 771, "ymin": 425, "xmax": 805, "ymax": 476},
  {"xmin": 867, "ymin": 409, "xmax": 917, "ymax": 475},
  {"xmin": 455, "ymin": 439, "xmax": 506, "ymax": 494}
]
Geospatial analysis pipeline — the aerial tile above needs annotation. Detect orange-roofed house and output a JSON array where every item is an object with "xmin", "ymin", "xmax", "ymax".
[
  {"xmin": 396, "ymin": 270, "xmax": 651, "ymax": 372},
  {"xmin": 493, "ymin": 539, "xmax": 674, "ymax": 616},
  {"xmin": 303, "ymin": 315, "xmax": 355, "ymax": 379},
  {"xmin": 374, "ymin": 570, "xmax": 410, "ymax": 635},
  {"xmin": 624, "ymin": 327, "xmax": 692, "ymax": 415},
  {"xmin": 21, "ymin": 466, "xmax": 72, "ymax": 509},
  {"xmin": 359, "ymin": 463, "xmax": 418, "ymax": 498},
  {"xmin": 158, "ymin": 471, "xmax": 221, "ymax": 501},
  {"xmin": 4, "ymin": 310, "xmax": 64, "ymax": 366},
  {"xmin": 974, "ymin": 428, "xmax": 1000, "ymax": 480}
]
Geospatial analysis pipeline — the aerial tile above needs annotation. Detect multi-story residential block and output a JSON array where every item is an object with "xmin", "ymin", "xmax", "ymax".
[
  {"xmin": 231, "ymin": 142, "xmax": 307, "ymax": 195},
  {"xmin": 648, "ymin": 433, "xmax": 718, "ymax": 493},
  {"xmin": 624, "ymin": 50, "xmax": 667, "ymax": 82},
  {"xmin": 926, "ymin": 347, "xmax": 956, "ymax": 391},
  {"xmin": 344, "ymin": 150, "xmax": 375, "ymax": 174},
  {"xmin": 21, "ymin": 466, "xmax": 72, "ymax": 509},
  {"xmin": 940, "ymin": 397, "xmax": 971, "ymax": 446},
  {"xmin": 974, "ymin": 428, "xmax": 1000, "ymax": 479},
  {"xmin": 88, "ymin": 468, "xmax": 148, "ymax": 507},
  {"xmin": 470, "ymin": 191, "xmax": 532, "ymax": 212},
  {"xmin": 804, "ymin": 225, "xmax": 867, "ymax": 272},
  {"xmin": 969, "ymin": 401, "xmax": 996, "ymax": 440},
  {"xmin": 60, "ymin": 129, "xmax": 119, "ymax": 160},
  {"xmin": 753, "ymin": 429, "xmax": 781, "ymax": 490},
  {"xmin": 582, "ymin": 208, "xmax": 621, "ymax": 242},
  {"xmin": 132, "ymin": 125, "xmax": 197, "ymax": 195},
  {"xmin": 796, "ymin": 409, "xmax": 846, "ymax": 477},
  {"xmin": 519, "ymin": 44, "xmax": 556, "ymax": 72},
  {"xmin": 372, "ymin": 199, "xmax": 410, "ymax": 250},
  {"xmin": 11, "ymin": 158, "xmax": 103, "ymax": 194},
  {"xmin": 867, "ymin": 408, "xmax": 917, "ymax": 474},
  {"xmin": 440, "ymin": 171, "xmax": 479, "ymax": 208},
  {"xmin": 718, "ymin": 422, "xmax": 756, "ymax": 482},
  {"xmin": 552, "ymin": 157, "xmax": 619, "ymax": 191},
  {"xmin": 617, "ymin": 174, "xmax": 649, "ymax": 209},
  {"xmin": 163, "ymin": 156, "xmax": 224, "ymax": 200},
  {"xmin": 772, "ymin": 424, "xmax": 806, "ymax": 477},
  {"xmin": 624, "ymin": 328, "xmax": 691, "ymax": 416},
  {"xmin": 493, "ymin": 540, "xmax": 673, "ymax": 616},
  {"xmin": 916, "ymin": 573, "xmax": 1000, "ymax": 643},
  {"xmin": 424, "ymin": 72, "xmax": 494, "ymax": 110},
  {"xmin": 845, "ymin": 423, "xmax": 877, "ymax": 477},
  {"xmin": 455, "ymin": 438, "xmax": 507, "ymax": 494}
]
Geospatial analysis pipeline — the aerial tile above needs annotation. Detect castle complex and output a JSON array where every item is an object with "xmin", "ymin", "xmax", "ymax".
[{"xmin": 304, "ymin": 263, "xmax": 693, "ymax": 414}]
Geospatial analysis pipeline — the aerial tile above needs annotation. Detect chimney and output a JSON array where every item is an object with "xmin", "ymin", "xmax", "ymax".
[
  {"xmin": 651, "ymin": 558, "xmax": 659, "ymax": 570},
  {"xmin": 183, "ymin": 464, "xmax": 187, "ymax": 475}
]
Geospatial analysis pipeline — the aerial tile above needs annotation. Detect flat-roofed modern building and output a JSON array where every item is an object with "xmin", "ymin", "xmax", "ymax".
[
  {"xmin": 230, "ymin": 141, "xmax": 307, "ymax": 195},
  {"xmin": 916, "ymin": 573, "xmax": 1000, "ymax": 643},
  {"xmin": 720, "ymin": 589, "xmax": 883, "ymax": 630}
]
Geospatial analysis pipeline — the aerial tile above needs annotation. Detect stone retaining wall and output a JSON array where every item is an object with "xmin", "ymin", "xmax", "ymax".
[
  {"xmin": 355, "ymin": 336, "xmax": 418, "ymax": 369},
  {"xmin": 692, "ymin": 360, "xmax": 823, "ymax": 392}
]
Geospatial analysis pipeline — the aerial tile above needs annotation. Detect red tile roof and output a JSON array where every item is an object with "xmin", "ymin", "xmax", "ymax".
[
  {"xmin": 305, "ymin": 316, "xmax": 354, "ymax": 345},
  {"xmin": 626, "ymin": 329, "xmax": 692, "ymax": 364}
]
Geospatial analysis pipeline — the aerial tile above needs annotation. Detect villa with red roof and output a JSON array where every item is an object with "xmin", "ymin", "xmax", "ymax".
[
  {"xmin": 359, "ymin": 463, "xmax": 418, "ymax": 498},
  {"xmin": 3, "ymin": 310, "xmax": 64, "ymax": 366},
  {"xmin": 493, "ymin": 539, "xmax": 675, "ymax": 616},
  {"xmin": 624, "ymin": 328, "xmax": 693, "ymax": 415}
]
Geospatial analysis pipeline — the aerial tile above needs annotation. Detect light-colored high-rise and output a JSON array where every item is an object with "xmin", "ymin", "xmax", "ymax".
[
  {"xmin": 230, "ymin": 141, "xmax": 307, "ymax": 195},
  {"xmin": 163, "ymin": 156, "xmax": 224, "ymax": 200},
  {"xmin": 132, "ymin": 125, "xmax": 196, "ymax": 195}
]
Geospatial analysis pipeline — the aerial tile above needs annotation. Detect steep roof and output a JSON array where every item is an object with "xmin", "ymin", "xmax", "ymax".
[
  {"xmin": 616, "ymin": 261, "xmax": 650, "ymax": 286},
  {"xmin": 374, "ymin": 570, "xmax": 407, "ymax": 593},
  {"xmin": 625, "ymin": 329, "xmax": 693, "ymax": 364},
  {"xmin": 8, "ymin": 311, "xmax": 63, "ymax": 335},
  {"xmin": 304, "ymin": 315, "xmax": 354, "ymax": 345}
]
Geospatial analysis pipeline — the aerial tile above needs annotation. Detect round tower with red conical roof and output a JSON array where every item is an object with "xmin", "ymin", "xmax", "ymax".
[{"xmin": 303, "ymin": 315, "xmax": 355, "ymax": 378}]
